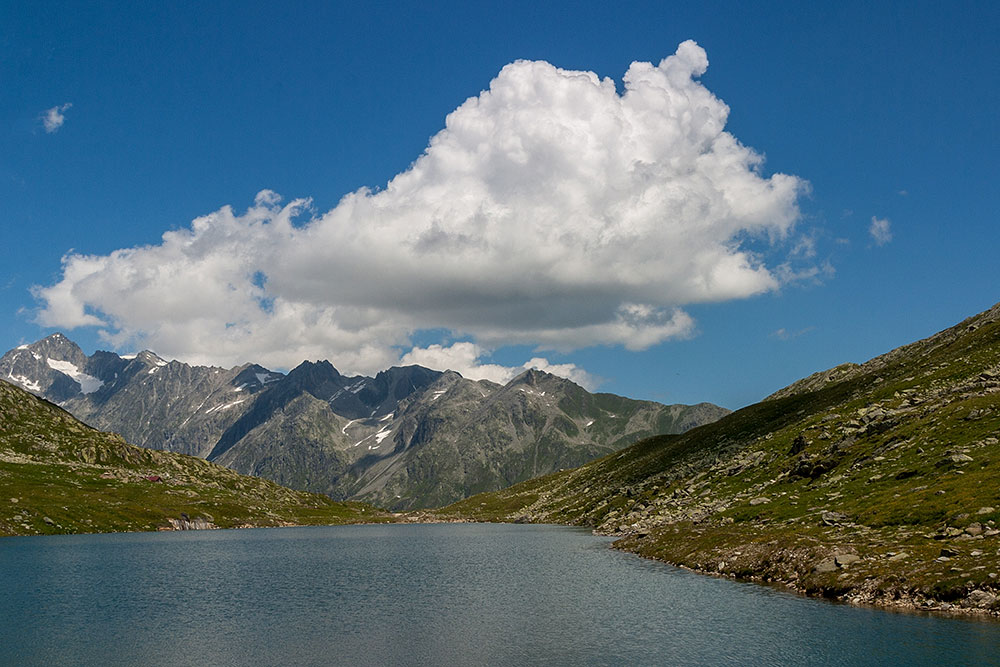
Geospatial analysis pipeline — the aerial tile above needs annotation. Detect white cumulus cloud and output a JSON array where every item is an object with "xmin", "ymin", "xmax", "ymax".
[
  {"xmin": 399, "ymin": 341, "xmax": 598, "ymax": 389},
  {"xmin": 869, "ymin": 216, "xmax": 892, "ymax": 246},
  {"xmin": 33, "ymin": 41, "xmax": 808, "ymax": 376},
  {"xmin": 41, "ymin": 103, "xmax": 72, "ymax": 133}
]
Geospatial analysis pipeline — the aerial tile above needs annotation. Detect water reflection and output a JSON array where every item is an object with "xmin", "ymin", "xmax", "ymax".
[{"xmin": 2, "ymin": 524, "xmax": 998, "ymax": 666}]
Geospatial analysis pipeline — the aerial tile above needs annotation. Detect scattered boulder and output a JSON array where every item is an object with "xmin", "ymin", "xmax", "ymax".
[
  {"xmin": 966, "ymin": 590, "xmax": 998, "ymax": 609},
  {"xmin": 821, "ymin": 511, "xmax": 848, "ymax": 526},
  {"xmin": 815, "ymin": 558, "xmax": 838, "ymax": 573},
  {"xmin": 791, "ymin": 453, "xmax": 839, "ymax": 479},
  {"xmin": 835, "ymin": 553, "xmax": 860, "ymax": 567},
  {"xmin": 934, "ymin": 527, "xmax": 965, "ymax": 539},
  {"xmin": 749, "ymin": 497, "xmax": 771, "ymax": 506},
  {"xmin": 938, "ymin": 453, "xmax": 973, "ymax": 467},
  {"xmin": 814, "ymin": 553, "xmax": 860, "ymax": 573}
]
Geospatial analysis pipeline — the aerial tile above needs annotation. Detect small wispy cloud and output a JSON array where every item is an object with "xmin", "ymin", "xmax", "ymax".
[
  {"xmin": 399, "ymin": 341, "xmax": 599, "ymax": 389},
  {"xmin": 41, "ymin": 103, "xmax": 72, "ymax": 133},
  {"xmin": 869, "ymin": 216, "xmax": 892, "ymax": 246},
  {"xmin": 771, "ymin": 326, "xmax": 815, "ymax": 341},
  {"xmin": 897, "ymin": 189, "xmax": 908, "ymax": 196}
]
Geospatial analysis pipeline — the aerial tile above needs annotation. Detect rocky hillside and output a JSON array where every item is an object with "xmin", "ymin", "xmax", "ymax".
[
  {"xmin": 0, "ymin": 379, "xmax": 386, "ymax": 536},
  {"xmin": 437, "ymin": 301, "xmax": 1000, "ymax": 617},
  {"xmin": 0, "ymin": 336, "xmax": 728, "ymax": 509}
]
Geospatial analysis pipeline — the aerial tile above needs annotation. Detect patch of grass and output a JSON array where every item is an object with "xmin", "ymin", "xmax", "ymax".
[{"xmin": 0, "ymin": 381, "xmax": 390, "ymax": 537}]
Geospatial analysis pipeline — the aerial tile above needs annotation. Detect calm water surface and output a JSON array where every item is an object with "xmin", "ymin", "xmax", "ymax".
[{"xmin": 2, "ymin": 523, "xmax": 999, "ymax": 666}]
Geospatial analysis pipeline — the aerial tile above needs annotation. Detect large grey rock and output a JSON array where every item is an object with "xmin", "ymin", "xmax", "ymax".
[{"xmin": 967, "ymin": 589, "xmax": 998, "ymax": 609}]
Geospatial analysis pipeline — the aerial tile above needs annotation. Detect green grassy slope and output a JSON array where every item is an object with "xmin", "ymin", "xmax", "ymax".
[
  {"xmin": 0, "ymin": 380, "xmax": 389, "ymax": 536},
  {"xmin": 435, "ymin": 302, "xmax": 1000, "ymax": 616}
]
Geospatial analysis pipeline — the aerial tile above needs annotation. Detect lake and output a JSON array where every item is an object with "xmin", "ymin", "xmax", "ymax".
[{"xmin": 2, "ymin": 523, "xmax": 998, "ymax": 666}]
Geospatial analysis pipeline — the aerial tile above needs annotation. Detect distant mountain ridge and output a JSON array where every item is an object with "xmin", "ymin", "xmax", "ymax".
[{"xmin": 0, "ymin": 335, "xmax": 729, "ymax": 509}]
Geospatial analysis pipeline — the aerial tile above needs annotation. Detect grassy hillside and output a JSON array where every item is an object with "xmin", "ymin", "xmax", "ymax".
[
  {"xmin": 435, "ymin": 302, "xmax": 1000, "ymax": 616},
  {"xmin": 0, "ymin": 380, "xmax": 388, "ymax": 537}
]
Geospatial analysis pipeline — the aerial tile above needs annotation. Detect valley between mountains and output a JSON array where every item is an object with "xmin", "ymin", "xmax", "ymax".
[
  {"xmin": 3, "ymin": 301, "xmax": 999, "ymax": 619},
  {"xmin": 434, "ymin": 301, "xmax": 1000, "ymax": 617}
]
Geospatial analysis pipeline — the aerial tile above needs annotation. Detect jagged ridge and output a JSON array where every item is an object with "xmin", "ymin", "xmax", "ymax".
[{"xmin": 0, "ymin": 336, "xmax": 729, "ymax": 509}]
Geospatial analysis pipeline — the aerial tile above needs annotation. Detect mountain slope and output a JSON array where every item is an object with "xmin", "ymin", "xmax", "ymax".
[
  {"xmin": 1, "ymin": 338, "xmax": 728, "ymax": 509},
  {"xmin": 437, "ymin": 301, "xmax": 1000, "ymax": 616},
  {"xmin": 213, "ymin": 367, "xmax": 727, "ymax": 509},
  {"xmin": 0, "ymin": 379, "xmax": 386, "ymax": 536}
]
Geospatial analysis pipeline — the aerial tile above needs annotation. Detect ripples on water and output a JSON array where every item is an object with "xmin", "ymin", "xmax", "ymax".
[{"xmin": 2, "ymin": 523, "xmax": 999, "ymax": 666}]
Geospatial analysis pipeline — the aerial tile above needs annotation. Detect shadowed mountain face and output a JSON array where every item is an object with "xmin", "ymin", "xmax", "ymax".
[{"xmin": 1, "ymin": 336, "xmax": 729, "ymax": 509}]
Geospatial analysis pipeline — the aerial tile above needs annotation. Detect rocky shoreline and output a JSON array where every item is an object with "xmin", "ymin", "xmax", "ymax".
[{"xmin": 610, "ymin": 523, "xmax": 1000, "ymax": 621}]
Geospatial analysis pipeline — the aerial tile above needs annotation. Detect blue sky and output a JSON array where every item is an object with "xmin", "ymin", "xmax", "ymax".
[{"xmin": 2, "ymin": 1, "xmax": 997, "ymax": 409}]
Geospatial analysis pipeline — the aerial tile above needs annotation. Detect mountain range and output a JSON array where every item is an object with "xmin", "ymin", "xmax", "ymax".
[{"xmin": 0, "ymin": 334, "xmax": 728, "ymax": 509}]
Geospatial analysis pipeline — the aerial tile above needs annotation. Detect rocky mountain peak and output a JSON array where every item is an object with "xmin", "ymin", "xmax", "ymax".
[
  {"xmin": 368, "ymin": 365, "xmax": 442, "ymax": 398},
  {"xmin": 230, "ymin": 364, "xmax": 283, "ymax": 390},
  {"xmin": 133, "ymin": 350, "xmax": 168, "ymax": 366},
  {"xmin": 512, "ymin": 368, "xmax": 544, "ymax": 386},
  {"xmin": 288, "ymin": 359, "xmax": 341, "ymax": 381},
  {"xmin": 1, "ymin": 333, "xmax": 93, "ymax": 400},
  {"xmin": 32, "ymin": 332, "xmax": 87, "ymax": 364},
  {"xmin": 510, "ymin": 367, "xmax": 574, "ymax": 391}
]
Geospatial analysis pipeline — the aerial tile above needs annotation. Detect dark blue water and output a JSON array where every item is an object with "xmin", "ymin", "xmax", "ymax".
[{"xmin": 1, "ymin": 523, "xmax": 998, "ymax": 666}]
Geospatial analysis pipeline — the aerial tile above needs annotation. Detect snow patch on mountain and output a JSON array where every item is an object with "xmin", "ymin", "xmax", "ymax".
[
  {"xmin": 255, "ymin": 372, "xmax": 279, "ymax": 385},
  {"xmin": 46, "ymin": 358, "xmax": 104, "ymax": 394},
  {"xmin": 6, "ymin": 373, "xmax": 41, "ymax": 393},
  {"xmin": 205, "ymin": 399, "xmax": 247, "ymax": 414}
]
